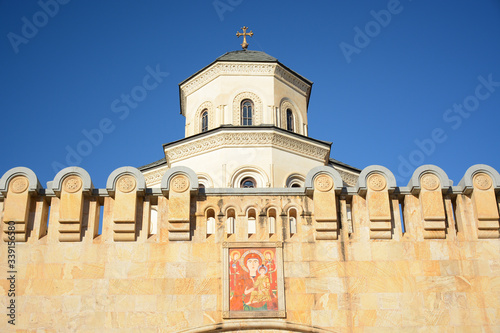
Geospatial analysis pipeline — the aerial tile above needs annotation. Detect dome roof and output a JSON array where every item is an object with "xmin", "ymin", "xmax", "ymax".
[{"xmin": 215, "ymin": 50, "xmax": 277, "ymax": 62}]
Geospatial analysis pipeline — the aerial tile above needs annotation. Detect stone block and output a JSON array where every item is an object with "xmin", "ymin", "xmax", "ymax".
[
  {"xmin": 367, "ymin": 191, "xmax": 391, "ymax": 221},
  {"xmin": 2, "ymin": 176, "xmax": 31, "ymax": 241},
  {"xmin": 112, "ymin": 176, "xmax": 138, "ymax": 223},
  {"xmin": 113, "ymin": 232, "xmax": 136, "ymax": 242},
  {"xmin": 2, "ymin": 179, "xmax": 30, "ymax": 223},
  {"xmin": 420, "ymin": 191, "xmax": 445, "ymax": 221}
]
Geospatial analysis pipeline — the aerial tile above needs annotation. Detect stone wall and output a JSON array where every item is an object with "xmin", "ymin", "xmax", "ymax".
[{"xmin": 0, "ymin": 164, "xmax": 499, "ymax": 332}]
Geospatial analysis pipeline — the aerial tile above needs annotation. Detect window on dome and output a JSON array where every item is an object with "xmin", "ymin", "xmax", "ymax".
[
  {"xmin": 201, "ymin": 110, "xmax": 208, "ymax": 132},
  {"xmin": 241, "ymin": 100, "xmax": 253, "ymax": 125},
  {"xmin": 286, "ymin": 109, "xmax": 294, "ymax": 132},
  {"xmin": 240, "ymin": 177, "xmax": 256, "ymax": 188}
]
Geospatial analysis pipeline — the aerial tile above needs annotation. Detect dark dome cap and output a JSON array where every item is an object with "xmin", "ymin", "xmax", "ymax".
[{"xmin": 216, "ymin": 50, "xmax": 277, "ymax": 62}]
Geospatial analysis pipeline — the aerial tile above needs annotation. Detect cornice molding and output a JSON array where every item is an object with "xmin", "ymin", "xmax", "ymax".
[
  {"xmin": 143, "ymin": 167, "xmax": 168, "ymax": 186},
  {"xmin": 164, "ymin": 131, "xmax": 330, "ymax": 164},
  {"xmin": 181, "ymin": 63, "xmax": 275, "ymax": 97},
  {"xmin": 336, "ymin": 169, "xmax": 359, "ymax": 187},
  {"xmin": 274, "ymin": 65, "xmax": 310, "ymax": 96},
  {"xmin": 179, "ymin": 63, "xmax": 311, "ymax": 114}
]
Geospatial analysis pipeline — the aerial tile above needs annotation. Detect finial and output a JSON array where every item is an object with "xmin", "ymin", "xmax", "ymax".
[{"xmin": 236, "ymin": 26, "xmax": 253, "ymax": 50}]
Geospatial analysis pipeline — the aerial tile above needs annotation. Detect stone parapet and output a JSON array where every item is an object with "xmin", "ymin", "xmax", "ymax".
[
  {"xmin": 0, "ymin": 164, "xmax": 499, "ymax": 332},
  {"xmin": 1, "ymin": 164, "xmax": 499, "ymax": 243}
]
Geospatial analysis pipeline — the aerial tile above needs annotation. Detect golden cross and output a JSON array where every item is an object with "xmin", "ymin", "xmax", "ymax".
[{"xmin": 236, "ymin": 26, "xmax": 253, "ymax": 50}]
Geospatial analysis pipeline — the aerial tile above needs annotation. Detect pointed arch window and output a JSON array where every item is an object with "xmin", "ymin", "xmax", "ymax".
[
  {"xmin": 201, "ymin": 109, "xmax": 209, "ymax": 132},
  {"xmin": 241, "ymin": 100, "xmax": 253, "ymax": 126},
  {"xmin": 286, "ymin": 109, "xmax": 294, "ymax": 132}
]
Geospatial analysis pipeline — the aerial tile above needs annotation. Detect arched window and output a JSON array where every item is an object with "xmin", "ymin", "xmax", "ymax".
[
  {"xmin": 240, "ymin": 177, "xmax": 256, "ymax": 188},
  {"xmin": 149, "ymin": 207, "xmax": 158, "ymax": 236},
  {"xmin": 226, "ymin": 208, "xmax": 236, "ymax": 234},
  {"xmin": 201, "ymin": 110, "xmax": 208, "ymax": 132},
  {"xmin": 241, "ymin": 100, "xmax": 253, "ymax": 125},
  {"xmin": 286, "ymin": 173, "xmax": 305, "ymax": 188},
  {"xmin": 289, "ymin": 208, "xmax": 298, "ymax": 235},
  {"xmin": 268, "ymin": 208, "xmax": 277, "ymax": 235},
  {"xmin": 206, "ymin": 208, "xmax": 216, "ymax": 235},
  {"xmin": 286, "ymin": 109, "xmax": 294, "ymax": 132},
  {"xmin": 247, "ymin": 208, "xmax": 256, "ymax": 235}
]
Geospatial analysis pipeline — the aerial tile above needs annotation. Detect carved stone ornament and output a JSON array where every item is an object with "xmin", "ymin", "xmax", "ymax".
[
  {"xmin": 195, "ymin": 101, "xmax": 215, "ymax": 133},
  {"xmin": 165, "ymin": 132, "xmax": 330, "ymax": 163},
  {"xmin": 144, "ymin": 167, "xmax": 167, "ymax": 186},
  {"xmin": 181, "ymin": 63, "xmax": 276, "ymax": 97},
  {"xmin": 10, "ymin": 176, "xmax": 29, "ymax": 194},
  {"xmin": 315, "ymin": 175, "xmax": 333, "ymax": 192},
  {"xmin": 367, "ymin": 173, "xmax": 386, "ymax": 191},
  {"xmin": 338, "ymin": 169, "xmax": 358, "ymax": 186},
  {"xmin": 180, "ymin": 62, "xmax": 310, "ymax": 99},
  {"xmin": 473, "ymin": 172, "xmax": 492, "ymax": 190},
  {"xmin": 171, "ymin": 175, "xmax": 189, "ymax": 193},
  {"xmin": 117, "ymin": 175, "xmax": 136, "ymax": 193},
  {"xmin": 421, "ymin": 173, "xmax": 440, "ymax": 191},
  {"xmin": 63, "ymin": 175, "xmax": 82, "ymax": 193},
  {"xmin": 232, "ymin": 91, "xmax": 262, "ymax": 126}
]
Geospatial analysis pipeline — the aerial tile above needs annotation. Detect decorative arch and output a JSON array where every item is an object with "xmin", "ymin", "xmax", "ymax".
[
  {"xmin": 356, "ymin": 165, "xmax": 397, "ymax": 196},
  {"xmin": 0, "ymin": 166, "xmax": 42, "ymax": 197},
  {"xmin": 204, "ymin": 206, "xmax": 218, "ymax": 217},
  {"xmin": 459, "ymin": 164, "xmax": 500, "ymax": 194},
  {"xmin": 195, "ymin": 101, "xmax": 215, "ymax": 133},
  {"xmin": 160, "ymin": 166, "xmax": 198, "ymax": 195},
  {"xmin": 407, "ymin": 164, "xmax": 452, "ymax": 194},
  {"xmin": 285, "ymin": 173, "xmax": 306, "ymax": 188},
  {"xmin": 176, "ymin": 320, "xmax": 335, "ymax": 333},
  {"xmin": 230, "ymin": 165, "xmax": 270, "ymax": 188},
  {"xmin": 243, "ymin": 204, "xmax": 260, "ymax": 216},
  {"xmin": 280, "ymin": 99, "xmax": 302, "ymax": 134},
  {"xmin": 222, "ymin": 204, "xmax": 241, "ymax": 216},
  {"xmin": 197, "ymin": 173, "xmax": 214, "ymax": 188},
  {"xmin": 305, "ymin": 166, "xmax": 344, "ymax": 193},
  {"xmin": 263, "ymin": 204, "xmax": 280, "ymax": 215},
  {"xmin": 232, "ymin": 91, "xmax": 262, "ymax": 126},
  {"xmin": 106, "ymin": 166, "xmax": 146, "ymax": 196},
  {"xmin": 51, "ymin": 166, "xmax": 94, "ymax": 196},
  {"xmin": 283, "ymin": 203, "xmax": 303, "ymax": 216}
]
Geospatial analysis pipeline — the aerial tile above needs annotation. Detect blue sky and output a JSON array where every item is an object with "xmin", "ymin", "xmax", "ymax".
[{"xmin": 1, "ymin": 0, "xmax": 500, "ymax": 188}]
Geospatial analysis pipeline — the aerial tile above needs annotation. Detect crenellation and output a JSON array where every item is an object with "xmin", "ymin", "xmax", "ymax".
[
  {"xmin": 2, "ymin": 164, "xmax": 499, "ymax": 245},
  {"xmin": 1, "ymin": 164, "xmax": 500, "ymax": 332}
]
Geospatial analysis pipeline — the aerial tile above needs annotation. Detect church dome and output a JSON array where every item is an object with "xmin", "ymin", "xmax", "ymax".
[{"xmin": 215, "ymin": 50, "xmax": 277, "ymax": 62}]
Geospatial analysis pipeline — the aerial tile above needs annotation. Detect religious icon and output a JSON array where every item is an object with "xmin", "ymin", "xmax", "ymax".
[
  {"xmin": 263, "ymin": 250, "xmax": 276, "ymax": 286},
  {"xmin": 230, "ymin": 251, "xmax": 242, "ymax": 287},
  {"xmin": 229, "ymin": 248, "xmax": 278, "ymax": 312},
  {"xmin": 224, "ymin": 242, "xmax": 285, "ymax": 318}
]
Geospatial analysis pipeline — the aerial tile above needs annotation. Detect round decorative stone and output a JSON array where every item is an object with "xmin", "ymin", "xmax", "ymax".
[
  {"xmin": 171, "ymin": 175, "xmax": 189, "ymax": 193},
  {"xmin": 10, "ymin": 176, "xmax": 29, "ymax": 194},
  {"xmin": 473, "ymin": 172, "xmax": 492, "ymax": 190},
  {"xmin": 367, "ymin": 173, "xmax": 386, "ymax": 191},
  {"xmin": 63, "ymin": 175, "xmax": 82, "ymax": 193},
  {"xmin": 117, "ymin": 175, "xmax": 136, "ymax": 193},
  {"xmin": 421, "ymin": 173, "xmax": 440, "ymax": 191},
  {"xmin": 315, "ymin": 175, "xmax": 333, "ymax": 192}
]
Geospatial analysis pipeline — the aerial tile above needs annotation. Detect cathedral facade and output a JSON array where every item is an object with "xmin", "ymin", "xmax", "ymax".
[{"xmin": 1, "ymin": 44, "xmax": 500, "ymax": 332}]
